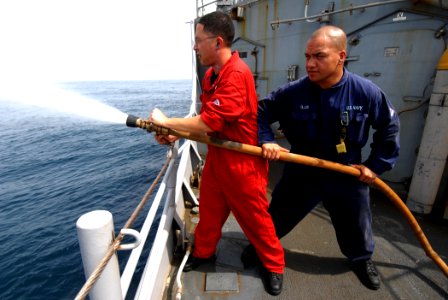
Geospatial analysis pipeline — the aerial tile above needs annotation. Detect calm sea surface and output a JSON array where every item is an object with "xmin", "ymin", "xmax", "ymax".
[{"xmin": 0, "ymin": 80, "xmax": 191, "ymax": 299}]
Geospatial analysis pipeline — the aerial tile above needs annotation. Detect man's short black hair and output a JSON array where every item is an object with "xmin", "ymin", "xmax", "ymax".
[{"xmin": 198, "ymin": 11, "xmax": 235, "ymax": 47}]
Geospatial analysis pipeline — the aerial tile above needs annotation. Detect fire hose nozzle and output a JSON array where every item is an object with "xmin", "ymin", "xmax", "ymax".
[
  {"xmin": 126, "ymin": 114, "xmax": 141, "ymax": 128},
  {"xmin": 126, "ymin": 114, "xmax": 152, "ymax": 130},
  {"xmin": 126, "ymin": 114, "xmax": 171, "ymax": 135}
]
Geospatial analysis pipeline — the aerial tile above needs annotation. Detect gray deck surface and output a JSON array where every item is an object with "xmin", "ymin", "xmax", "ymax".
[{"xmin": 166, "ymin": 163, "xmax": 448, "ymax": 300}]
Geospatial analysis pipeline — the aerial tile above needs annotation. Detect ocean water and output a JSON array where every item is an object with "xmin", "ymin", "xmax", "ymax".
[{"xmin": 0, "ymin": 80, "xmax": 191, "ymax": 300}]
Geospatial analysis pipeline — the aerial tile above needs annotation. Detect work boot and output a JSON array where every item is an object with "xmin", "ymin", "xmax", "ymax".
[
  {"xmin": 241, "ymin": 244, "xmax": 261, "ymax": 269},
  {"xmin": 183, "ymin": 254, "xmax": 216, "ymax": 272},
  {"xmin": 352, "ymin": 259, "xmax": 381, "ymax": 290},
  {"xmin": 261, "ymin": 268, "xmax": 283, "ymax": 296}
]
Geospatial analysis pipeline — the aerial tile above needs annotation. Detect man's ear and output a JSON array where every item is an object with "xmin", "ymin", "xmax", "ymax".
[{"xmin": 216, "ymin": 36, "xmax": 224, "ymax": 49}]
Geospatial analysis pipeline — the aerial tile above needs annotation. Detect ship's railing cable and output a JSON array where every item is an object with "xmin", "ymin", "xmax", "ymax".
[{"xmin": 74, "ymin": 144, "xmax": 174, "ymax": 300}]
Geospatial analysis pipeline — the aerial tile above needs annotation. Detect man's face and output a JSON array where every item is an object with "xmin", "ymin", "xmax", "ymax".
[
  {"xmin": 194, "ymin": 24, "xmax": 218, "ymax": 67},
  {"xmin": 305, "ymin": 36, "xmax": 344, "ymax": 88}
]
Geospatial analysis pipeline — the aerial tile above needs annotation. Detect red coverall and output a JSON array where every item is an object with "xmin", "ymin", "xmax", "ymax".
[{"xmin": 193, "ymin": 51, "xmax": 284, "ymax": 273}]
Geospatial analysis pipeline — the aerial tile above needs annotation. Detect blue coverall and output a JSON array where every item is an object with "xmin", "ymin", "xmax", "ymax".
[{"xmin": 258, "ymin": 69, "xmax": 400, "ymax": 261}]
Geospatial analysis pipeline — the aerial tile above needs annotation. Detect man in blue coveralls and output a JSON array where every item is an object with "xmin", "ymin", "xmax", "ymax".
[{"xmin": 242, "ymin": 25, "xmax": 400, "ymax": 290}]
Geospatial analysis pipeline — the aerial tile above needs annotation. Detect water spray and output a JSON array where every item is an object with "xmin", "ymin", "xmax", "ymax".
[
  {"xmin": 1, "ymin": 81, "xmax": 128, "ymax": 124},
  {"xmin": 126, "ymin": 113, "xmax": 448, "ymax": 278}
]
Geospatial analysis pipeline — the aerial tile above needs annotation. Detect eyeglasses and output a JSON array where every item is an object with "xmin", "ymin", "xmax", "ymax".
[{"xmin": 194, "ymin": 36, "xmax": 217, "ymax": 45}]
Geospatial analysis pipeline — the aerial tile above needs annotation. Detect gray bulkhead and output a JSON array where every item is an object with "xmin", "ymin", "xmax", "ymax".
[{"xmin": 226, "ymin": 0, "xmax": 448, "ymax": 216}]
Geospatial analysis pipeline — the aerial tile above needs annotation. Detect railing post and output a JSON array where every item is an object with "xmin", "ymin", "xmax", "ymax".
[{"xmin": 76, "ymin": 210, "xmax": 123, "ymax": 300}]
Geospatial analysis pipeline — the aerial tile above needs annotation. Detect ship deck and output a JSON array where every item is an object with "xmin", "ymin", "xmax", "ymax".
[{"xmin": 163, "ymin": 161, "xmax": 448, "ymax": 300}]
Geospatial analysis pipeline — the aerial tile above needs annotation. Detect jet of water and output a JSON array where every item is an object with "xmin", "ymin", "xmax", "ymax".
[{"xmin": 0, "ymin": 80, "xmax": 128, "ymax": 124}]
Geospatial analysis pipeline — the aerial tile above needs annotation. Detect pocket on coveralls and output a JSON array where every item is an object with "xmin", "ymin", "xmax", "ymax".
[{"xmin": 346, "ymin": 113, "xmax": 369, "ymax": 144}]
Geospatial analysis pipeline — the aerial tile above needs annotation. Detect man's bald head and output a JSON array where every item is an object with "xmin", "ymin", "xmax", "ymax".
[{"xmin": 309, "ymin": 26, "xmax": 347, "ymax": 52}]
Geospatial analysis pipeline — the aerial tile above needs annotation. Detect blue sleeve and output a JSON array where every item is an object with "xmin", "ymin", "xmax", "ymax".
[
  {"xmin": 258, "ymin": 98, "xmax": 276, "ymax": 145},
  {"xmin": 363, "ymin": 90, "xmax": 400, "ymax": 175},
  {"xmin": 257, "ymin": 84, "xmax": 289, "ymax": 145}
]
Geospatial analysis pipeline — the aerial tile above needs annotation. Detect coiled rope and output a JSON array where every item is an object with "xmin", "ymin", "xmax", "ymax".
[{"xmin": 75, "ymin": 145, "xmax": 174, "ymax": 300}]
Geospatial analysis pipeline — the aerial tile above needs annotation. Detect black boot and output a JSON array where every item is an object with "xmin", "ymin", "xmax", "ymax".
[
  {"xmin": 351, "ymin": 259, "xmax": 381, "ymax": 290},
  {"xmin": 261, "ymin": 268, "xmax": 283, "ymax": 296},
  {"xmin": 183, "ymin": 254, "xmax": 216, "ymax": 272}
]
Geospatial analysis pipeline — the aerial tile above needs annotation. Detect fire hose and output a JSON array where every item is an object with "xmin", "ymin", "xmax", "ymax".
[{"xmin": 126, "ymin": 115, "xmax": 448, "ymax": 278}]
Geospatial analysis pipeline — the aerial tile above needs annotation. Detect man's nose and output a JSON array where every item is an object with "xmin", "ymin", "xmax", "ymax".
[{"xmin": 306, "ymin": 58, "xmax": 316, "ymax": 67}]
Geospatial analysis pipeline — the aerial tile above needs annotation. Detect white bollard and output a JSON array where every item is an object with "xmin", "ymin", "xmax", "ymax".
[{"xmin": 77, "ymin": 210, "xmax": 123, "ymax": 300}]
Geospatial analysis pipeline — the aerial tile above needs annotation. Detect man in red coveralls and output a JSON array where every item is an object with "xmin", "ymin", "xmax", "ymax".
[{"xmin": 149, "ymin": 11, "xmax": 284, "ymax": 295}]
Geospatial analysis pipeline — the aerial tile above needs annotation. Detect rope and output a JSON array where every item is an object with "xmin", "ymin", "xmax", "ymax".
[{"xmin": 75, "ymin": 145, "xmax": 174, "ymax": 300}]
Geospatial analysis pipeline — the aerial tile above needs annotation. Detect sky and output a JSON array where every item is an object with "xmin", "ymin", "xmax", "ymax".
[{"xmin": 0, "ymin": 1, "xmax": 198, "ymax": 82}]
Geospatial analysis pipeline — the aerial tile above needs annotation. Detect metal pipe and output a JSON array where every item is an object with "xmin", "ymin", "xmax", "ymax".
[
  {"xmin": 126, "ymin": 115, "xmax": 448, "ymax": 278},
  {"xmin": 175, "ymin": 243, "xmax": 192, "ymax": 300},
  {"xmin": 270, "ymin": 0, "xmax": 408, "ymax": 29},
  {"xmin": 419, "ymin": 0, "xmax": 448, "ymax": 9}
]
